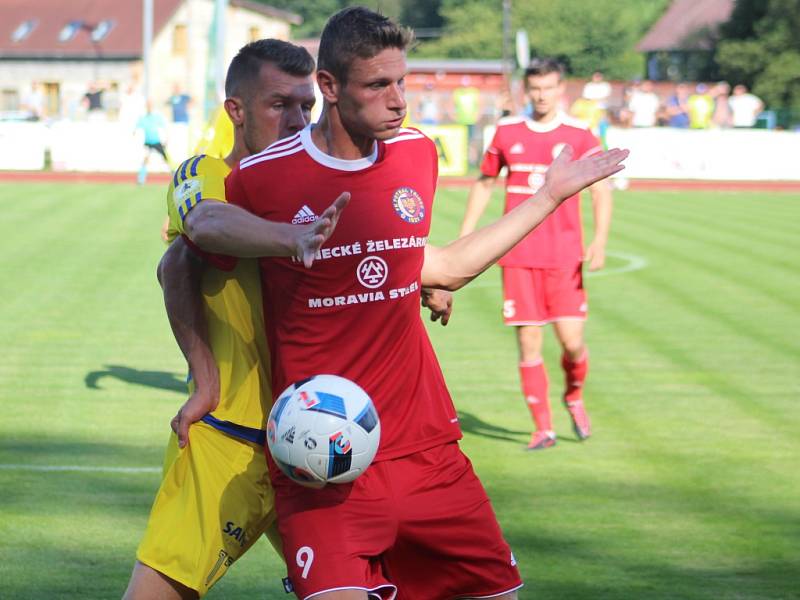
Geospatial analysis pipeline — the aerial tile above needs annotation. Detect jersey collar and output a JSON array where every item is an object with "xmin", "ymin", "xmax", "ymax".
[
  {"xmin": 525, "ymin": 112, "xmax": 565, "ymax": 133},
  {"xmin": 301, "ymin": 124, "xmax": 379, "ymax": 172}
]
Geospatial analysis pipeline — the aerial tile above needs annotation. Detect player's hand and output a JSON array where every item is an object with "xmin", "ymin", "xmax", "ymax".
[
  {"xmin": 584, "ymin": 240, "xmax": 606, "ymax": 271},
  {"xmin": 297, "ymin": 192, "xmax": 351, "ymax": 268},
  {"xmin": 170, "ymin": 385, "xmax": 219, "ymax": 449},
  {"xmin": 540, "ymin": 146, "xmax": 628, "ymax": 206},
  {"xmin": 421, "ymin": 288, "xmax": 453, "ymax": 326}
]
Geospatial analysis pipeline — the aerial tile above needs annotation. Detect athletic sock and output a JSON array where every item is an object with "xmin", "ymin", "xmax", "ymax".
[
  {"xmin": 561, "ymin": 350, "xmax": 588, "ymax": 404},
  {"xmin": 137, "ymin": 164, "xmax": 147, "ymax": 185},
  {"xmin": 519, "ymin": 360, "xmax": 552, "ymax": 433}
]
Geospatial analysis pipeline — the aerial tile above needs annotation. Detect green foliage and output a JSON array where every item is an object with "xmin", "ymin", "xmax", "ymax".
[
  {"xmin": 415, "ymin": 0, "xmax": 668, "ymax": 79},
  {"xmin": 259, "ymin": 0, "xmax": 410, "ymax": 37},
  {"xmin": 412, "ymin": 1, "xmax": 502, "ymax": 59},
  {"xmin": 716, "ymin": 0, "xmax": 800, "ymax": 110}
]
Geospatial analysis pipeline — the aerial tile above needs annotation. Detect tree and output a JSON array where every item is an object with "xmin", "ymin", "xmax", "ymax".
[
  {"xmin": 716, "ymin": 0, "xmax": 800, "ymax": 111},
  {"xmin": 260, "ymin": 0, "xmax": 422, "ymax": 38},
  {"xmin": 414, "ymin": 0, "xmax": 668, "ymax": 79}
]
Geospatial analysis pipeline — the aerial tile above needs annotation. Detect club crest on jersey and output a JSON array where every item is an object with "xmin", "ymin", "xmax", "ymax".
[{"xmin": 392, "ymin": 187, "xmax": 425, "ymax": 224}]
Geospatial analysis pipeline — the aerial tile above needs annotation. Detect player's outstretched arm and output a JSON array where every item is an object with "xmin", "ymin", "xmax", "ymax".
[
  {"xmin": 184, "ymin": 193, "xmax": 350, "ymax": 266},
  {"xmin": 421, "ymin": 146, "xmax": 629, "ymax": 290},
  {"xmin": 158, "ymin": 237, "xmax": 219, "ymax": 447}
]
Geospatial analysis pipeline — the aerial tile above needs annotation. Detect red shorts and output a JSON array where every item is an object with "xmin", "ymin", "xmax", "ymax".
[
  {"xmin": 502, "ymin": 264, "xmax": 587, "ymax": 326},
  {"xmin": 273, "ymin": 442, "xmax": 522, "ymax": 600}
]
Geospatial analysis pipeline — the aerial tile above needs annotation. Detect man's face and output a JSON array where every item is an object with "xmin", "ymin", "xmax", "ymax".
[
  {"xmin": 335, "ymin": 47, "xmax": 408, "ymax": 141},
  {"xmin": 242, "ymin": 62, "xmax": 316, "ymax": 154},
  {"xmin": 525, "ymin": 72, "xmax": 563, "ymax": 119}
]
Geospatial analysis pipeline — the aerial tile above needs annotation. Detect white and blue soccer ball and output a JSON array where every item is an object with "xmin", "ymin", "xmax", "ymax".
[{"xmin": 266, "ymin": 374, "xmax": 381, "ymax": 489}]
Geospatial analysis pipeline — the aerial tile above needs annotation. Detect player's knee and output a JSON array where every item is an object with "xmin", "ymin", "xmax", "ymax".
[
  {"xmin": 561, "ymin": 339, "xmax": 585, "ymax": 360},
  {"xmin": 516, "ymin": 328, "xmax": 543, "ymax": 360}
]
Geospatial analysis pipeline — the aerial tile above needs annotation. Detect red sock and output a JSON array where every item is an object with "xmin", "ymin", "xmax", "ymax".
[
  {"xmin": 561, "ymin": 350, "xmax": 589, "ymax": 404},
  {"xmin": 519, "ymin": 360, "xmax": 552, "ymax": 432}
]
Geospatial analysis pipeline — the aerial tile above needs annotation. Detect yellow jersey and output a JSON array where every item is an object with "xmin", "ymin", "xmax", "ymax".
[{"xmin": 166, "ymin": 155, "xmax": 271, "ymax": 436}]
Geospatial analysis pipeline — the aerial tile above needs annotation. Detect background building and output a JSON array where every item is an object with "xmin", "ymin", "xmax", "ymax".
[{"xmin": 0, "ymin": 0, "xmax": 300, "ymax": 122}]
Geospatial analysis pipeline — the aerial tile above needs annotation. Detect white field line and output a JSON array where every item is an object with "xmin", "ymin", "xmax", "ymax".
[
  {"xmin": 0, "ymin": 464, "xmax": 160, "ymax": 474},
  {"xmin": 469, "ymin": 251, "xmax": 648, "ymax": 288},
  {"xmin": 586, "ymin": 251, "xmax": 649, "ymax": 278}
]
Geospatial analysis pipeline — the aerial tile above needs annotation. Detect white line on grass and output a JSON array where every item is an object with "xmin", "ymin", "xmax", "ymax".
[
  {"xmin": 469, "ymin": 251, "xmax": 648, "ymax": 288},
  {"xmin": 586, "ymin": 251, "xmax": 649, "ymax": 278},
  {"xmin": 0, "ymin": 464, "xmax": 160, "ymax": 474}
]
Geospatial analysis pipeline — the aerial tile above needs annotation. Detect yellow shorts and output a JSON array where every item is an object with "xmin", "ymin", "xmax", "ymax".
[{"xmin": 137, "ymin": 422, "xmax": 280, "ymax": 596}]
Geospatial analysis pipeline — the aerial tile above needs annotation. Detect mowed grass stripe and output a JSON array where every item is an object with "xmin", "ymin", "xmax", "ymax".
[
  {"xmin": 2, "ymin": 182, "xmax": 800, "ymax": 599},
  {"xmin": 609, "ymin": 231, "xmax": 799, "ymax": 357},
  {"xmin": 616, "ymin": 191, "xmax": 800, "ymax": 250}
]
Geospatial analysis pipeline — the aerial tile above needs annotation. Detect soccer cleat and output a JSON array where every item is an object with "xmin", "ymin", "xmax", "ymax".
[
  {"xmin": 565, "ymin": 399, "xmax": 591, "ymax": 440},
  {"xmin": 526, "ymin": 430, "xmax": 556, "ymax": 451}
]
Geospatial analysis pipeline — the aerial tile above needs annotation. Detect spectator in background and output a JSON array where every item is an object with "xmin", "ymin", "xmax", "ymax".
[
  {"xmin": 617, "ymin": 81, "xmax": 637, "ymax": 127},
  {"xmin": 21, "ymin": 82, "xmax": 46, "ymax": 121},
  {"xmin": 570, "ymin": 94, "xmax": 601, "ymax": 130},
  {"xmin": 729, "ymin": 84, "xmax": 764, "ymax": 128},
  {"xmin": 628, "ymin": 80, "xmax": 660, "ymax": 127},
  {"xmin": 582, "ymin": 71, "xmax": 611, "ymax": 109},
  {"xmin": 167, "ymin": 84, "xmax": 192, "ymax": 124},
  {"xmin": 415, "ymin": 83, "xmax": 441, "ymax": 125},
  {"xmin": 453, "ymin": 84, "xmax": 481, "ymax": 163},
  {"xmin": 578, "ymin": 71, "xmax": 610, "ymax": 145},
  {"xmin": 665, "ymin": 83, "xmax": 690, "ymax": 128},
  {"xmin": 82, "ymin": 82, "xmax": 105, "ymax": 120},
  {"xmin": 135, "ymin": 100, "xmax": 172, "ymax": 185},
  {"xmin": 119, "ymin": 83, "xmax": 146, "ymax": 126},
  {"xmin": 105, "ymin": 82, "xmax": 121, "ymax": 121},
  {"xmin": 712, "ymin": 81, "xmax": 732, "ymax": 128},
  {"xmin": 688, "ymin": 83, "xmax": 714, "ymax": 129}
]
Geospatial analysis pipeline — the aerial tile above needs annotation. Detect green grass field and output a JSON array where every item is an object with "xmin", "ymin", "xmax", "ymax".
[{"xmin": 0, "ymin": 181, "xmax": 798, "ymax": 599}]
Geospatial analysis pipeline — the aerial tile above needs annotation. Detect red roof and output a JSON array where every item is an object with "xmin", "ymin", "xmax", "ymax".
[
  {"xmin": 637, "ymin": 0, "xmax": 734, "ymax": 52},
  {"xmin": 0, "ymin": 0, "xmax": 300, "ymax": 59}
]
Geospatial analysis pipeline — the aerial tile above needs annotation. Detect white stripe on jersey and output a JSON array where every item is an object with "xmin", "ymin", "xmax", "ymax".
[
  {"xmin": 384, "ymin": 133, "xmax": 425, "ymax": 144},
  {"xmin": 240, "ymin": 132, "xmax": 302, "ymax": 168},
  {"xmin": 241, "ymin": 142, "xmax": 304, "ymax": 170},
  {"xmin": 507, "ymin": 185, "xmax": 538, "ymax": 195},
  {"xmin": 508, "ymin": 164, "xmax": 538, "ymax": 172}
]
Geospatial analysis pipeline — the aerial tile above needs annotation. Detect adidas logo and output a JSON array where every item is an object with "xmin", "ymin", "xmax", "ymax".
[
  {"xmin": 510, "ymin": 142, "xmax": 524, "ymax": 154},
  {"xmin": 291, "ymin": 205, "xmax": 318, "ymax": 224}
]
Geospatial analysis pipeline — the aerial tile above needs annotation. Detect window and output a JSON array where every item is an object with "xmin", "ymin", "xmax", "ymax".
[
  {"xmin": 91, "ymin": 20, "xmax": 115, "ymax": 42},
  {"xmin": 249, "ymin": 26, "xmax": 260, "ymax": 42},
  {"xmin": 11, "ymin": 19, "xmax": 37, "ymax": 43},
  {"xmin": 44, "ymin": 82, "xmax": 60, "ymax": 117},
  {"xmin": 58, "ymin": 20, "xmax": 83, "ymax": 43},
  {"xmin": 172, "ymin": 24, "xmax": 187, "ymax": 56},
  {"xmin": 2, "ymin": 89, "xmax": 20, "ymax": 112}
]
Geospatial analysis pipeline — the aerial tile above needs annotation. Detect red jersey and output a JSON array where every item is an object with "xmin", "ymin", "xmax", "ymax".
[
  {"xmin": 481, "ymin": 114, "xmax": 602, "ymax": 268},
  {"xmin": 225, "ymin": 126, "xmax": 461, "ymax": 462}
]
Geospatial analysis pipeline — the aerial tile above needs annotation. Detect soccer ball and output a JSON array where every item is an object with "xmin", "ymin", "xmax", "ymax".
[{"xmin": 266, "ymin": 374, "xmax": 381, "ymax": 489}]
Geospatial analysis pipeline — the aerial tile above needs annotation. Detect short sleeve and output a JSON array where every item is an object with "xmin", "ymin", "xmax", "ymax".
[
  {"xmin": 225, "ymin": 165, "xmax": 251, "ymax": 212},
  {"xmin": 578, "ymin": 128, "xmax": 603, "ymax": 159},
  {"xmin": 428, "ymin": 137, "xmax": 439, "ymax": 190},
  {"xmin": 480, "ymin": 127, "xmax": 505, "ymax": 177},
  {"xmin": 169, "ymin": 155, "xmax": 228, "ymax": 232}
]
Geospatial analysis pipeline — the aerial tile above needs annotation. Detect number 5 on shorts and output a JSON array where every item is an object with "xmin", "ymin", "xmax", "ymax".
[{"xmin": 296, "ymin": 546, "xmax": 314, "ymax": 579}]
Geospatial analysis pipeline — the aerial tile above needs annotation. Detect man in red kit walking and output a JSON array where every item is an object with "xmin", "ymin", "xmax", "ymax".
[
  {"xmin": 460, "ymin": 58, "xmax": 614, "ymax": 451},
  {"xmin": 184, "ymin": 9, "xmax": 627, "ymax": 600}
]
